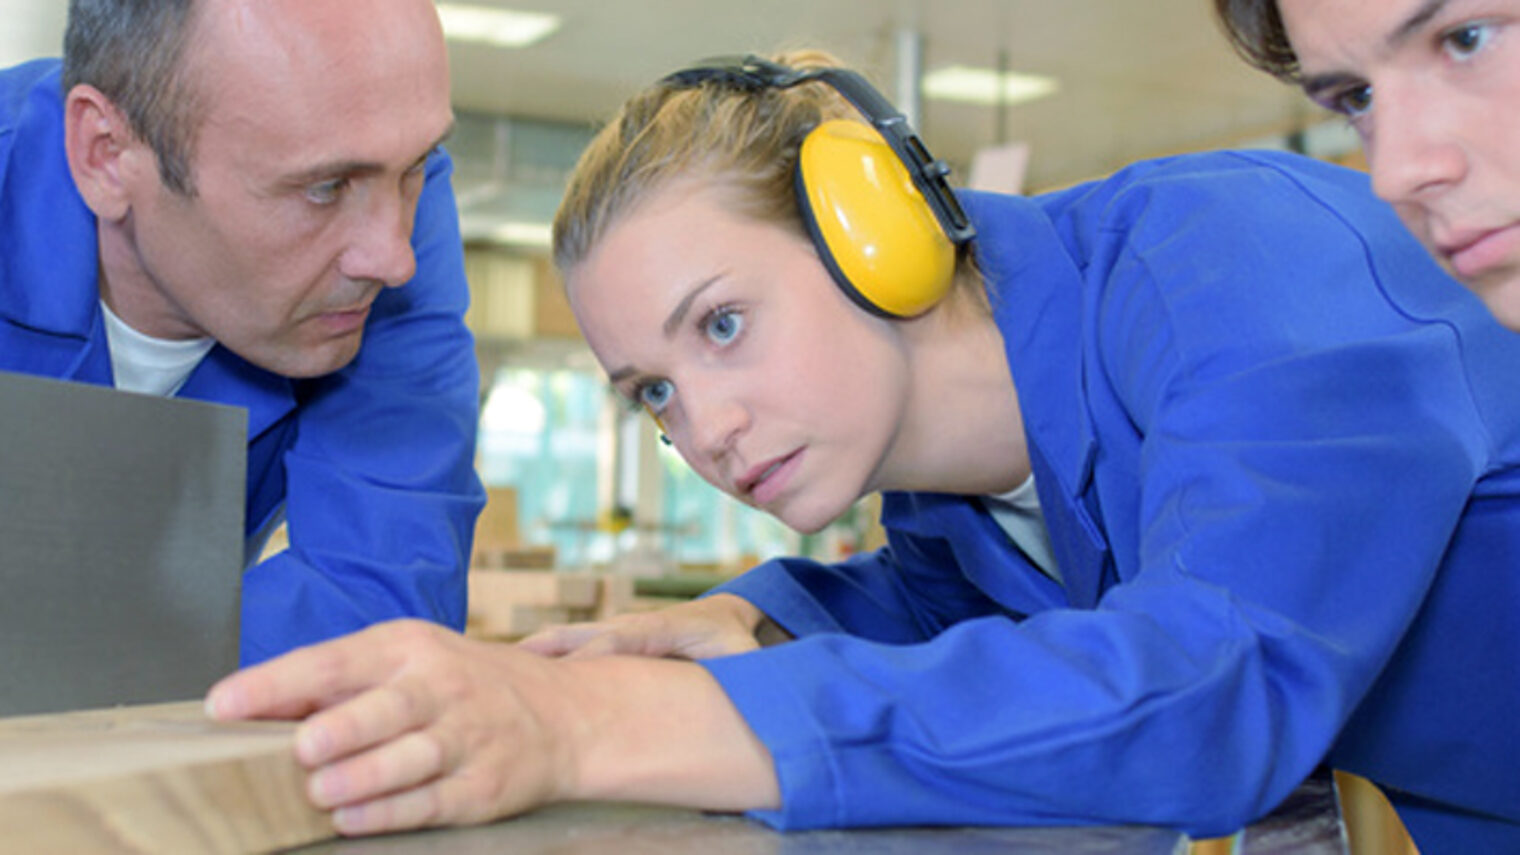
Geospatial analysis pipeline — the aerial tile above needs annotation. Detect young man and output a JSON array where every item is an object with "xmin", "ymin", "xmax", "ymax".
[
  {"xmin": 0, "ymin": 0, "xmax": 485, "ymax": 663},
  {"xmin": 1216, "ymin": 0, "xmax": 1520, "ymax": 329}
]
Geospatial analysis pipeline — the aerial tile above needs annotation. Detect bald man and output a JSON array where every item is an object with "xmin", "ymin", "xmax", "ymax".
[{"xmin": 0, "ymin": 0, "xmax": 485, "ymax": 664}]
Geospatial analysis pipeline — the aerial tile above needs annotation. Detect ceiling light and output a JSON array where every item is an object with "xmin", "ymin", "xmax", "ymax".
[
  {"xmin": 922, "ymin": 66, "xmax": 1059, "ymax": 107},
  {"xmin": 435, "ymin": 4, "xmax": 561, "ymax": 49}
]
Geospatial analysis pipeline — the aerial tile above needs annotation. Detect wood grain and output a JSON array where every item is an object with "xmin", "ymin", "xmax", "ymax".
[{"xmin": 0, "ymin": 701, "xmax": 333, "ymax": 854}]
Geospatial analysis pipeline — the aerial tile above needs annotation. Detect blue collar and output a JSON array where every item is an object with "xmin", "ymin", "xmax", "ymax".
[
  {"xmin": 0, "ymin": 60, "xmax": 296, "ymax": 440},
  {"xmin": 963, "ymin": 189, "xmax": 1098, "ymax": 500},
  {"xmin": 0, "ymin": 60, "xmax": 101, "ymax": 339}
]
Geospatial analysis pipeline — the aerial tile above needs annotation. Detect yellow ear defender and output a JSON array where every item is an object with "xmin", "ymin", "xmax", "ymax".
[
  {"xmin": 796, "ymin": 119, "xmax": 957, "ymax": 317},
  {"xmin": 661, "ymin": 55, "xmax": 976, "ymax": 319}
]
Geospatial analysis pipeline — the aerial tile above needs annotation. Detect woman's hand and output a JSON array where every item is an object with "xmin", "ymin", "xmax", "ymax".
[
  {"xmin": 205, "ymin": 618, "xmax": 780, "ymax": 837},
  {"xmin": 517, "ymin": 593, "xmax": 785, "ymax": 660}
]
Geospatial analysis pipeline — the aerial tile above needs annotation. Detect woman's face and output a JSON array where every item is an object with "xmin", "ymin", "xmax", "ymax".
[
  {"xmin": 1279, "ymin": 0, "xmax": 1520, "ymax": 329},
  {"xmin": 566, "ymin": 183, "xmax": 913, "ymax": 534}
]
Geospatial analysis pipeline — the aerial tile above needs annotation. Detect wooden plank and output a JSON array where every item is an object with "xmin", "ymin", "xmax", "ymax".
[
  {"xmin": 469, "ymin": 571, "xmax": 601, "ymax": 609},
  {"xmin": 468, "ymin": 603, "xmax": 580, "ymax": 639},
  {"xmin": 0, "ymin": 701, "xmax": 333, "ymax": 854},
  {"xmin": 595, "ymin": 575, "xmax": 637, "ymax": 621}
]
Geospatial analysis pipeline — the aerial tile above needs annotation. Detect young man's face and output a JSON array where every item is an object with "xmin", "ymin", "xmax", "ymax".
[
  {"xmin": 567, "ymin": 183, "xmax": 914, "ymax": 535},
  {"xmin": 105, "ymin": 0, "xmax": 454, "ymax": 378},
  {"xmin": 1279, "ymin": 0, "xmax": 1520, "ymax": 329}
]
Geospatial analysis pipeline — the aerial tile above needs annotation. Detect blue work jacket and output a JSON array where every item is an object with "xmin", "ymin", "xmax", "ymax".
[
  {"xmin": 0, "ymin": 60, "xmax": 485, "ymax": 664},
  {"xmin": 706, "ymin": 151, "xmax": 1520, "ymax": 854}
]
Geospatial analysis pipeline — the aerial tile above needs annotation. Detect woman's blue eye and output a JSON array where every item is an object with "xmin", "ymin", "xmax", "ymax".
[
  {"xmin": 705, "ymin": 308, "xmax": 743, "ymax": 345},
  {"xmin": 638, "ymin": 379, "xmax": 674, "ymax": 413}
]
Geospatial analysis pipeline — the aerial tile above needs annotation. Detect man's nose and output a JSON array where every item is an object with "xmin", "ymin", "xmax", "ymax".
[{"xmin": 341, "ymin": 187, "xmax": 419, "ymax": 288}]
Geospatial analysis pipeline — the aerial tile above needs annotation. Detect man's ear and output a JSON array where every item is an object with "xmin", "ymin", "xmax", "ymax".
[{"xmin": 64, "ymin": 84, "xmax": 147, "ymax": 222}]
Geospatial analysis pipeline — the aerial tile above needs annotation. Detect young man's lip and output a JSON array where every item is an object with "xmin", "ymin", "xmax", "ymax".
[
  {"xmin": 1437, "ymin": 226, "xmax": 1495, "ymax": 256},
  {"xmin": 1441, "ymin": 223, "xmax": 1520, "ymax": 279}
]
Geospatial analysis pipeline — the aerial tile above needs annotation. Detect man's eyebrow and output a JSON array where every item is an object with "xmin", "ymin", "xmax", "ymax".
[
  {"xmin": 282, "ymin": 159, "xmax": 381, "ymax": 186},
  {"xmin": 1299, "ymin": 0, "xmax": 1454, "ymax": 98},
  {"xmin": 282, "ymin": 122, "xmax": 457, "ymax": 186},
  {"xmin": 1300, "ymin": 70, "xmax": 1362, "ymax": 101},
  {"xmin": 604, "ymin": 274, "xmax": 724, "ymax": 386}
]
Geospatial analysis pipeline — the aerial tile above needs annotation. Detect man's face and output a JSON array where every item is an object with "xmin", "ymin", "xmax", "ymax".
[
  {"xmin": 1279, "ymin": 0, "xmax": 1520, "ymax": 329},
  {"xmin": 105, "ymin": 0, "xmax": 455, "ymax": 377}
]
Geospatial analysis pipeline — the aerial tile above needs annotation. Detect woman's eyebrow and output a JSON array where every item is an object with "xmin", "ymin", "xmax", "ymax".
[
  {"xmin": 605, "ymin": 273, "xmax": 727, "ymax": 383},
  {"xmin": 663, "ymin": 275, "xmax": 723, "ymax": 337}
]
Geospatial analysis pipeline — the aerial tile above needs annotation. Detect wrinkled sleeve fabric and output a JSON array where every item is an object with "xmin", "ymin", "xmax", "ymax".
[
  {"xmin": 239, "ymin": 150, "xmax": 485, "ymax": 665},
  {"xmin": 702, "ymin": 160, "xmax": 1492, "ymax": 836},
  {"xmin": 712, "ymin": 502, "xmax": 1039, "ymax": 643}
]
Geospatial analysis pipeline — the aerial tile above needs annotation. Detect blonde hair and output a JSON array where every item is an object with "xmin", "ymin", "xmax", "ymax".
[
  {"xmin": 553, "ymin": 50, "xmax": 845, "ymax": 270},
  {"xmin": 551, "ymin": 49, "xmax": 985, "ymax": 310}
]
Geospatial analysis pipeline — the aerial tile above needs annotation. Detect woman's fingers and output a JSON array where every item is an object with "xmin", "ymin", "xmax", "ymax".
[
  {"xmin": 519, "ymin": 598, "xmax": 766, "ymax": 661},
  {"xmin": 517, "ymin": 622, "xmax": 605, "ymax": 656}
]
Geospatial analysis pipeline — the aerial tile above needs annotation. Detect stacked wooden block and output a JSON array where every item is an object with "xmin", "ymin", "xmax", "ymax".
[{"xmin": 467, "ymin": 570, "xmax": 636, "ymax": 640}]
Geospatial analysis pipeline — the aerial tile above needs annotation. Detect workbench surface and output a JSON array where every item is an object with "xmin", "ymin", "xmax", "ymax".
[
  {"xmin": 286, "ymin": 773, "xmax": 1346, "ymax": 855},
  {"xmin": 2, "ymin": 701, "xmax": 1346, "ymax": 855}
]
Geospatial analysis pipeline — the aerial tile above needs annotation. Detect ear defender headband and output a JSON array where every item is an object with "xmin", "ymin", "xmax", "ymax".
[{"xmin": 661, "ymin": 55, "xmax": 976, "ymax": 319}]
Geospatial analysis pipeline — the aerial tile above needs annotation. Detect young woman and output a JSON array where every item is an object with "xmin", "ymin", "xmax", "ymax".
[
  {"xmin": 1216, "ymin": 0, "xmax": 1520, "ymax": 330},
  {"xmin": 208, "ymin": 53, "xmax": 1520, "ymax": 853}
]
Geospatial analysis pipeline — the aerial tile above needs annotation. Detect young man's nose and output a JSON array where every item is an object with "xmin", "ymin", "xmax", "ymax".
[{"xmin": 1367, "ymin": 81, "xmax": 1469, "ymax": 206}]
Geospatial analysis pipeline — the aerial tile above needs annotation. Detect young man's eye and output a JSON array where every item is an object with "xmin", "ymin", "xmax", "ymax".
[
  {"xmin": 1331, "ymin": 84, "xmax": 1373, "ymax": 118},
  {"xmin": 1443, "ymin": 22, "xmax": 1494, "ymax": 60},
  {"xmin": 703, "ymin": 307, "xmax": 743, "ymax": 345}
]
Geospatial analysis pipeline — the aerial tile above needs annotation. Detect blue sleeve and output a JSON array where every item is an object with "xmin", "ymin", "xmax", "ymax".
[
  {"xmin": 703, "ymin": 165, "xmax": 1493, "ymax": 836},
  {"xmin": 239, "ymin": 149, "xmax": 485, "ymax": 664},
  {"xmin": 711, "ymin": 532, "xmax": 1021, "ymax": 644}
]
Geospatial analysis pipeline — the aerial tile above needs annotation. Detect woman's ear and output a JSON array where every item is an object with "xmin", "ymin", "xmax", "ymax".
[{"xmin": 63, "ymin": 84, "xmax": 146, "ymax": 222}]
